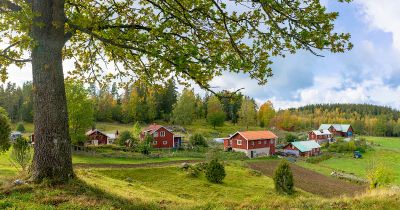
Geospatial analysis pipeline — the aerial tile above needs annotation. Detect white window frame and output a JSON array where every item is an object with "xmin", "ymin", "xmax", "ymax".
[
  {"xmin": 258, "ymin": 140, "xmax": 261, "ymax": 144},
  {"xmin": 163, "ymin": 140, "xmax": 168, "ymax": 145},
  {"xmin": 152, "ymin": 140, "xmax": 158, "ymax": 145},
  {"xmin": 153, "ymin": 132, "xmax": 158, "ymax": 137},
  {"xmin": 160, "ymin": 131, "xmax": 166, "ymax": 137},
  {"xmin": 271, "ymin": 139, "xmax": 275, "ymax": 144},
  {"xmin": 251, "ymin": 141, "xmax": 255, "ymax": 145},
  {"xmin": 264, "ymin": 140, "xmax": 267, "ymax": 144},
  {"xmin": 237, "ymin": 140, "xmax": 242, "ymax": 145}
]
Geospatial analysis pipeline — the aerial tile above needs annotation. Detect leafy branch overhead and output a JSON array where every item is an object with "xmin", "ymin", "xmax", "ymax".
[{"xmin": 0, "ymin": 0, "xmax": 352, "ymax": 91}]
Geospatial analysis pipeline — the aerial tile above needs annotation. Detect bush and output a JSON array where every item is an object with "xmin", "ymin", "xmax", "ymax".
[
  {"xmin": 205, "ymin": 159, "xmax": 226, "ymax": 183},
  {"xmin": 16, "ymin": 122, "xmax": 25, "ymax": 133},
  {"xmin": 137, "ymin": 134, "xmax": 153, "ymax": 155},
  {"xmin": 367, "ymin": 161, "xmax": 395, "ymax": 189},
  {"xmin": 305, "ymin": 154, "xmax": 332, "ymax": 164},
  {"xmin": 10, "ymin": 137, "xmax": 32, "ymax": 171},
  {"xmin": 117, "ymin": 130, "xmax": 133, "ymax": 146},
  {"xmin": 189, "ymin": 133, "xmax": 208, "ymax": 148},
  {"xmin": 284, "ymin": 133, "xmax": 297, "ymax": 143},
  {"xmin": 273, "ymin": 160, "xmax": 294, "ymax": 195},
  {"xmin": 0, "ymin": 107, "xmax": 11, "ymax": 153}
]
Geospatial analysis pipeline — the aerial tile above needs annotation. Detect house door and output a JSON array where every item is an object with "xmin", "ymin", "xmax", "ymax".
[{"xmin": 250, "ymin": 151, "xmax": 254, "ymax": 158}]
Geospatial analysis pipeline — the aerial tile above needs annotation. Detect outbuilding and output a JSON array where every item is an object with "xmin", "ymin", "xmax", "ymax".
[{"xmin": 283, "ymin": 140, "xmax": 321, "ymax": 157}]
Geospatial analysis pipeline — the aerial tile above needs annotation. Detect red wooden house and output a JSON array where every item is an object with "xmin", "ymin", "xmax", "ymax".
[
  {"xmin": 319, "ymin": 124, "xmax": 354, "ymax": 137},
  {"xmin": 224, "ymin": 131, "xmax": 277, "ymax": 158},
  {"xmin": 86, "ymin": 129, "xmax": 108, "ymax": 145},
  {"xmin": 283, "ymin": 140, "xmax": 321, "ymax": 157},
  {"xmin": 140, "ymin": 124, "xmax": 182, "ymax": 149},
  {"xmin": 308, "ymin": 129, "xmax": 332, "ymax": 144}
]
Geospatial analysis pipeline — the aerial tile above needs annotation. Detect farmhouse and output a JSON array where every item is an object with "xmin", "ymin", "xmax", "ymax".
[
  {"xmin": 308, "ymin": 129, "xmax": 332, "ymax": 144},
  {"xmin": 140, "ymin": 124, "xmax": 182, "ymax": 149},
  {"xmin": 86, "ymin": 129, "xmax": 119, "ymax": 145},
  {"xmin": 223, "ymin": 130, "xmax": 277, "ymax": 158},
  {"xmin": 319, "ymin": 124, "xmax": 354, "ymax": 137},
  {"xmin": 283, "ymin": 140, "xmax": 321, "ymax": 157}
]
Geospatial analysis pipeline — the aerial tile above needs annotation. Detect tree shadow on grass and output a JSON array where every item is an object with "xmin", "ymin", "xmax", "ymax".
[{"xmin": 1, "ymin": 177, "xmax": 162, "ymax": 210}]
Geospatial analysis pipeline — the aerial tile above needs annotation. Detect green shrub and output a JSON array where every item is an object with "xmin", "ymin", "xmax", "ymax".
[
  {"xmin": 16, "ymin": 122, "xmax": 25, "ymax": 133},
  {"xmin": 189, "ymin": 133, "xmax": 208, "ymax": 148},
  {"xmin": 284, "ymin": 133, "xmax": 297, "ymax": 143},
  {"xmin": 273, "ymin": 160, "xmax": 294, "ymax": 195},
  {"xmin": 117, "ymin": 130, "xmax": 134, "ymax": 146},
  {"xmin": 367, "ymin": 161, "xmax": 395, "ymax": 189},
  {"xmin": 0, "ymin": 107, "xmax": 11, "ymax": 153},
  {"xmin": 305, "ymin": 154, "xmax": 332, "ymax": 164},
  {"xmin": 137, "ymin": 134, "xmax": 153, "ymax": 155},
  {"xmin": 205, "ymin": 159, "xmax": 226, "ymax": 183},
  {"xmin": 10, "ymin": 137, "xmax": 32, "ymax": 170}
]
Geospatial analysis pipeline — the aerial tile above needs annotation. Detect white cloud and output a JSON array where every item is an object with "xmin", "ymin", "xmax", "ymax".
[{"xmin": 356, "ymin": 0, "xmax": 400, "ymax": 52}]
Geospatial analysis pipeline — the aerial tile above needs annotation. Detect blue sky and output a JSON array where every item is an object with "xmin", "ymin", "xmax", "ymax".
[
  {"xmin": 203, "ymin": 0, "xmax": 400, "ymax": 110},
  {"xmin": 6, "ymin": 0, "xmax": 400, "ymax": 110}
]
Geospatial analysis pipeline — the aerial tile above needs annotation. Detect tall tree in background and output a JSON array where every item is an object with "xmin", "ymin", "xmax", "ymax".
[
  {"xmin": 65, "ymin": 80, "xmax": 94, "ymax": 145},
  {"xmin": 0, "ymin": 0, "xmax": 352, "ymax": 182},
  {"xmin": 238, "ymin": 97, "xmax": 257, "ymax": 130},
  {"xmin": 172, "ymin": 88, "xmax": 196, "ymax": 125},
  {"xmin": 258, "ymin": 101, "xmax": 276, "ymax": 127},
  {"xmin": 220, "ymin": 90, "xmax": 243, "ymax": 124},
  {"xmin": 159, "ymin": 79, "xmax": 177, "ymax": 121},
  {"xmin": 207, "ymin": 96, "xmax": 226, "ymax": 129},
  {"xmin": 0, "ymin": 107, "xmax": 11, "ymax": 153}
]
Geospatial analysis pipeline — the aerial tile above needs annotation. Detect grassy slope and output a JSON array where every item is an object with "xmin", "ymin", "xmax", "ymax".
[
  {"xmin": 2, "ymin": 165, "xmax": 400, "ymax": 209},
  {"xmin": 0, "ymin": 151, "xmax": 17, "ymax": 187},
  {"xmin": 297, "ymin": 136, "xmax": 400, "ymax": 184}
]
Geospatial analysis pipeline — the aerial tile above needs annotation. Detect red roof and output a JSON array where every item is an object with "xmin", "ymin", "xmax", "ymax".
[
  {"xmin": 143, "ymin": 124, "xmax": 163, "ymax": 134},
  {"xmin": 235, "ymin": 131, "xmax": 277, "ymax": 140}
]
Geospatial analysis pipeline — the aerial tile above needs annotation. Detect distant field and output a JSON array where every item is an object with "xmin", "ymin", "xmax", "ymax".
[{"xmin": 298, "ymin": 136, "xmax": 400, "ymax": 184}]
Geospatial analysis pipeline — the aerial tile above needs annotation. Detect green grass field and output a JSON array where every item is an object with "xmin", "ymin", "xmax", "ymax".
[
  {"xmin": 298, "ymin": 136, "xmax": 400, "ymax": 184},
  {"xmin": 0, "ymin": 151, "xmax": 18, "ymax": 187}
]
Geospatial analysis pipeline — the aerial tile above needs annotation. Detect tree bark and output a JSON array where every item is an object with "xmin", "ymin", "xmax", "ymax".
[{"xmin": 31, "ymin": 0, "xmax": 73, "ymax": 182}]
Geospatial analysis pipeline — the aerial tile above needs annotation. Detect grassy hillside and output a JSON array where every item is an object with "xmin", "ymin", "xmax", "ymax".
[
  {"xmin": 298, "ymin": 136, "xmax": 400, "ymax": 184},
  {"xmin": 1, "ymin": 164, "xmax": 399, "ymax": 209}
]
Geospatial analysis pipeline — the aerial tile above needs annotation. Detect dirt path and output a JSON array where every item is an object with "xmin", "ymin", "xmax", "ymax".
[
  {"xmin": 74, "ymin": 159, "xmax": 202, "ymax": 169},
  {"xmin": 247, "ymin": 160, "xmax": 366, "ymax": 198}
]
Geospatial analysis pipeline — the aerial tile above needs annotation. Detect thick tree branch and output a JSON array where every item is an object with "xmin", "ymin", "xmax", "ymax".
[
  {"xmin": 0, "ymin": 41, "xmax": 31, "ymax": 62},
  {"xmin": 0, "ymin": 0, "xmax": 21, "ymax": 12}
]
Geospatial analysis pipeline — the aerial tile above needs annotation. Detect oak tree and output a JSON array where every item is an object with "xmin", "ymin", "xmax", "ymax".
[{"xmin": 0, "ymin": 0, "xmax": 352, "ymax": 182}]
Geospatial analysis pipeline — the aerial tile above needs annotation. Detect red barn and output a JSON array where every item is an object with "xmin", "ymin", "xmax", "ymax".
[
  {"xmin": 283, "ymin": 140, "xmax": 321, "ymax": 157},
  {"xmin": 86, "ymin": 129, "xmax": 109, "ymax": 145},
  {"xmin": 140, "ymin": 124, "xmax": 181, "ymax": 149},
  {"xmin": 308, "ymin": 129, "xmax": 332, "ymax": 144},
  {"xmin": 224, "ymin": 131, "xmax": 277, "ymax": 158}
]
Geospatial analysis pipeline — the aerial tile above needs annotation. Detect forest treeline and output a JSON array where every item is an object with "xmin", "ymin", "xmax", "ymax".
[{"xmin": 1, "ymin": 81, "xmax": 399, "ymax": 138}]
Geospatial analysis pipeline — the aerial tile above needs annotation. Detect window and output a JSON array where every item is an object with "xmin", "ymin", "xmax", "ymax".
[
  {"xmin": 237, "ymin": 140, "xmax": 242, "ymax": 145},
  {"xmin": 152, "ymin": 141, "xmax": 158, "ymax": 145},
  {"xmin": 163, "ymin": 140, "xmax": 168, "ymax": 145},
  {"xmin": 153, "ymin": 132, "xmax": 158, "ymax": 137},
  {"xmin": 258, "ymin": 140, "xmax": 261, "ymax": 144},
  {"xmin": 160, "ymin": 131, "xmax": 166, "ymax": 137},
  {"xmin": 251, "ymin": 141, "xmax": 255, "ymax": 145},
  {"xmin": 271, "ymin": 139, "xmax": 275, "ymax": 144},
  {"xmin": 264, "ymin": 140, "xmax": 267, "ymax": 144}
]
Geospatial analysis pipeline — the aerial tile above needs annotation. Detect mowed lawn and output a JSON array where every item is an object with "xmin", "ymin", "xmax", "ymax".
[{"xmin": 298, "ymin": 136, "xmax": 400, "ymax": 184}]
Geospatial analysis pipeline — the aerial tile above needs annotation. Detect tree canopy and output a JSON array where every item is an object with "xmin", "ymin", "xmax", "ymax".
[
  {"xmin": 0, "ymin": 0, "xmax": 352, "ymax": 182},
  {"xmin": 1, "ymin": 0, "xmax": 351, "ymax": 89}
]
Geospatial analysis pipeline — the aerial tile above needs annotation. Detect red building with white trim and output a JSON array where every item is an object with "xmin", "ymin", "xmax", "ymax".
[
  {"xmin": 140, "ymin": 124, "xmax": 181, "ymax": 149},
  {"xmin": 224, "ymin": 131, "xmax": 277, "ymax": 158}
]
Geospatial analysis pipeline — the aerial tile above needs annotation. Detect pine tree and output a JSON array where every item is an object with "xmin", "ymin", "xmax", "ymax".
[{"xmin": 273, "ymin": 160, "xmax": 294, "ymax": 195}]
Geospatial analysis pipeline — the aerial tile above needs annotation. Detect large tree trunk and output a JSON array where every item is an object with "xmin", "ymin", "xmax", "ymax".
[{"xmin": 31, "ymin": 0, "xmax": 73, "ymax": 182}]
